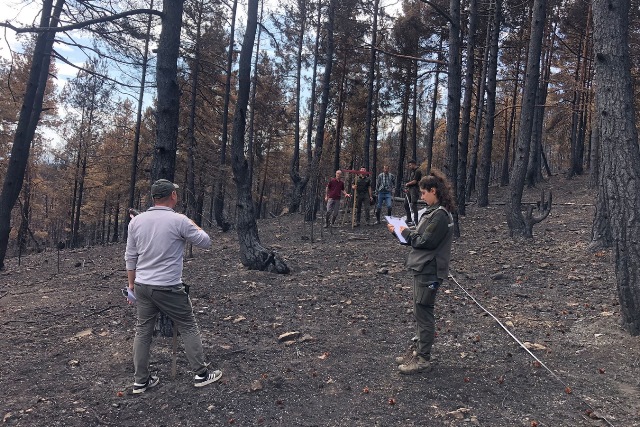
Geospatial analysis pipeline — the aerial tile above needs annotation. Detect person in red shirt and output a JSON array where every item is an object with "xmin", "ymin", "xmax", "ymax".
[{"xmin": 324, "ymin": 170, "xmax": 351, "ymax": 227}]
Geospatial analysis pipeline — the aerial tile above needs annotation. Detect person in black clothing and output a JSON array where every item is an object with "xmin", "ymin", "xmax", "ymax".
[
  {"xmin": 404, "ymin": 159, "xmax": 422, "ymax": 225},
  {"xmin": 352, "ymin": 167, "xmax": 373, "ymax": 226}
]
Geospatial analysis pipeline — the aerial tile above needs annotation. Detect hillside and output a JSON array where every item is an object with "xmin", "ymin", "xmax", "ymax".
[{"xmin": 1, "ymin": 174, "xmax": 638, "ymax": 427}]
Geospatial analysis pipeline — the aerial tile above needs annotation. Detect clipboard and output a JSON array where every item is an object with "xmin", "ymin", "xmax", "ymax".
[{"xmin": 385, "ymin": 216, "xmax": 409, "ymax": 245}]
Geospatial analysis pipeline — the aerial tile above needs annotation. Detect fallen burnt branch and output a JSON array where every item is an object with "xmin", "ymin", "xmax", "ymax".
[{"xmin": 83, "ymin": 305, "xmax": 118, "ymax": 318}]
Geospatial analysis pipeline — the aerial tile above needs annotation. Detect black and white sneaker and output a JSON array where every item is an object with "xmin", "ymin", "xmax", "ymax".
[
  {"xmin": 194, "ymin": 369, "xmax": 222, "ymax": 388},
  {"xmin": 132, "ymin": 375, "xmax": 159, "ymax": 394}
]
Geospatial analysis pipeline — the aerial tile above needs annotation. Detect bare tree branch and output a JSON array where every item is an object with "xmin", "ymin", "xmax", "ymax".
[
  {"xmin": 366, "ymin": 43, "xmax": 448, "ymax": 66},
  {"xmin": 0, "ymin": 9, "xmax": 163, "ymax": 34},
  {"xmin": 417, "ymin": 0, "xmax": 455, "ymax": 26},
  {"xmin": 52, "ymin": 51, "xmax": 143, "ymax": 89}
]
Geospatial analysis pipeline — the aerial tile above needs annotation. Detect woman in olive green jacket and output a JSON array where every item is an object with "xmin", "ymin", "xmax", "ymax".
[{"xmin": 387, "ymin": 170, "xmax": 457, "ymax": 374}]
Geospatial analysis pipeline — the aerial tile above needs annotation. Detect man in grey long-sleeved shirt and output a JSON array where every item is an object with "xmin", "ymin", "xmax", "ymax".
[{"xmin": 125, "ymin": 179, "xmax": 222, "ymax": 394}]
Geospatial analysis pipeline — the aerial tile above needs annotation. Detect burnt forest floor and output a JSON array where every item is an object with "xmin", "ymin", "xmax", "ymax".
[{"xmin": 2, "ymin": 174, "xmax": 640, "ymax": 427}]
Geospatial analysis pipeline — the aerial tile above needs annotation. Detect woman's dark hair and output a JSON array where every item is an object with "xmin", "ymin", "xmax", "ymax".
[{"xmin": 419, "ymin": 169, "xmax": 458, "ymax": 213}]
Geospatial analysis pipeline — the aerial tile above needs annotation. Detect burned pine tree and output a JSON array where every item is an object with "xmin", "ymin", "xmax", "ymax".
[{"xmin": 230, "ymin": 0, "xmax": 289, "ymax": 273}]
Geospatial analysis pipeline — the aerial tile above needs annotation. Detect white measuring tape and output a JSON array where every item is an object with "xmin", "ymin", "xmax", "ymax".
[{"xmin": 448, "ymin": 273, "xmax": 615, "ymax": 427}]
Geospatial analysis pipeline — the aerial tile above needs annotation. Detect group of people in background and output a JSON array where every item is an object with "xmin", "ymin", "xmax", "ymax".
[{"xmin": 323, "ymin": 160, "xmax": 424, "ymax": 228}]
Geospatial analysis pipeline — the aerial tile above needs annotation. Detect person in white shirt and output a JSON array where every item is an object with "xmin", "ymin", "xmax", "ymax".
[{"xmin": 125, "ymin": 179, "xmax": 222, "ymax": 394}]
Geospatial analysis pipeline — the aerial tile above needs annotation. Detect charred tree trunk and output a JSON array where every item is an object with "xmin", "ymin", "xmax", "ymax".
[
  {"xmin": 568, "ymin": 9, "xmax": 591, "ymax": 178},
  {"xmin": 152, "ymin": 0, "xmax": 184, "ymax": 182},
  {"xmin": 333, "ymin": 61, "xmax": 348, "ymax": 173},
  {"xmin": 232, "ymin": 0, "xmax": 288, "ymax": 273},
  {"xmin": 305, "ymin": 0, "xmax": 336, "ymax": 222},
  {"xmin": 0, "ymin": 0, "xmax": 62, "ymax": 270},
  {"xmin": 363, "ymin": 0, "xmax": 380, "ymax": 171},
  {"xmin": 395, "ymin": 67, "xmax": 411, "ymax": 197},
  {"xmin": 411, "ymin": 64, "xmax": 418, "ymax": 162},
  {"xmin": 18, "ymin": 169, "xmax": 32, "ymax": 255},
  {"xmin": 112, "ymin": 195, "xmax": 120, "ymax": 243},
  {"xmin": 501, "ymin": 22, "xmax": 524, "ymax": 188},
  {"xmin": 465, "ymin": 20, "xmax": 490, "ymax": 200},
  {"xmin": 477, "ymin": 0, "xmax": 501, "ymax": 207},
  {"xmin": 151, "ymin": 0, "xmax": 185, "ymax": 337},
  {"xmin": 72, "ymin": 154, "xmax": 87, "ymax": 247},
  {"xmin": 247, "ymin": 0, "xmax": 264, "ymax": 185},
  {"xmin": 457, "ymin": 0, "xmax": 478, "ymax": 216},
  {"xmin": 185, "ymin": 0, "xmax": 203, "ymax": 226},
  {"xmin": 288, "ymin": 0, "xmax": 309, "ymax": 214},
  {"xmin": 444, "ymin": 0, "xmax": 461, "ymax": 195},
  {"xmin": 426, "ymin": 36, "xmax": 443, "ymax": 174},
  {"xmin": 306, "ymin": 0, "xmax": 323, "ymax": 167},
  {"xmin": 593, "ymin": 0, "xmax": 640, "ymax": 334},
  {"xmin": 372, "ymin": 55, "xmax": 381, "ymax": 189},
  {"xmin": 590, "ymin": 110, "xmax": 612, "ymax": 250},
  {"xmin": 213, "ymin": 0, "xmax": 237, "ymax": 231},
  {"xmin": 125, "ymin": 0, "xmax": 154, "ymax": 241},
  {"xmin": 526, "ymin": 21, "xmax": 554, "ymax": 187},
  {"xmin": 445, "ymin": 0, "xmax": 462, "ymax": 237},
  {"xmin": 505, "ymin": 0, "xmax": 547, "ymax": 236}
]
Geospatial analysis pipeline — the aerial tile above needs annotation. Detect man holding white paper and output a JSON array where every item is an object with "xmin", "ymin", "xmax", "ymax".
[{"xmin": 125, "ymin": 179, "xmax": 222, "ymax": 393}]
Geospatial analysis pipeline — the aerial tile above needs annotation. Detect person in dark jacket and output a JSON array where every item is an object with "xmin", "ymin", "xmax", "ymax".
[
  {"xmin": 387, "ymin": 170, "xmax": 456, "ymax": 374},
  {"xmin": 352, "ymin": 167, "xmax": 373, "ymax": 226},
  {"xmin": 403, "ymin": 159, "xmax": 422, "ymax": 225}
]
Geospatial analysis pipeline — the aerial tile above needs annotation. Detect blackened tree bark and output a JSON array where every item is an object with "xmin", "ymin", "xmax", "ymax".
[
  {"xmin": 590, "ymin": 111, "xmax": 611, "ymax": 249},
  {"xmin": 445, "ymin": 0, "xmax": 462, "ymax": 236},
  {"xmin": 592, "ymin": 0, "xmax": 640, "ymax": 334},
  {"xmin": 456, "ymin": 0, "xmax": 478, "ymax": 216},
  {"xmin": 505, "ymin": 0, "xmax": 546, "ymax": 236},
  {"xmin": 152, "ymin": 0, "xmax": 184, "ymax": 182},
  {"xmin": 526, "ymin": 20, "xmax": 555, "ymax": 187},
  {"xmin": 288, "ymin": 0, "xmax": 309, "ymax": 214},
  {"xmin": 444, "ymin": 0, "xmax": 461, "ymax": 196},
  {"xmin": 306, "ymin": 0, "xmax": 323, "ymax": 168},
  {"xmin": 125, "ymin": 0, "xmax": 154, "ymax": 241},
  {"xmin": 305, "ymin": 0, "xmax": 336, "ymax": 222},
  {"xmin": 333, "ymin": 61, "xmax": 347, "ymax": 173},
  {"xmin": 363, "ymin": 0, "xmax": 380, "ymax": 171},
  {"xmin": 477, "ymin": 0, "xmax": 501, "ymax": 207},
  {"xmin": 213, "ymin": 0, "xmax": 237, "ymax": 231},
  {"xmin": 426, "ymin": 36, "xmax": 443, "ymax": 174},
  {"xmin": 465, "ymin": 20, "xmax": 490, "ymax": 200},
  {"xmin": 247, "ymin": 0, "xmax": 264, "ymax": 185},
  {"xmin": 568, "ymin": 7, "xmax": 591, "ymax": 178},
  {"xmin": 185, "ymin": 0, "xmax": 204, "ymax": 245},
  {"xmin": 151, "ymin": 0, "xmax": 185, "ymax": 338},
  {"xmin": 0, "ymin": 0, "xmax": 62, "ymax": 270},
  {"xmin": 395, "ymin": 67, "xmax": 411, "ymax": 196},
  {"xmin": 231, "ymin": 0, "xmax": 288, "ymax": 273},
  {"xmin": 411, "ymin": 66, "xmax": 418, "ymax": 163}
]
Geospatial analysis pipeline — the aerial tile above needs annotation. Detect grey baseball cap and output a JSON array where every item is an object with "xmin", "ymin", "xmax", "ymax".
[{"xmin": 151, "ymin": 179, "xmax": 179, "ymax": 199}]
